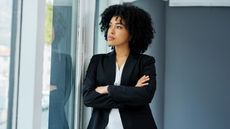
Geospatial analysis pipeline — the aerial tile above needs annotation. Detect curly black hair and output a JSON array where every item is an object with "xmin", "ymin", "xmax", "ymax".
[{"xmin": 100, "ymin": 3, "xmax": 155, "ymax": 54}]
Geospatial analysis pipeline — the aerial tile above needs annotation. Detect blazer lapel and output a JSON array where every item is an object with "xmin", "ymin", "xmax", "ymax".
[
  {"xmin": 121, "ymin": 52, "xmax": 139, "ymax": 85},
  {"xmin": 105, "ymin": 51, "xmax": 139, "ymax": 86},
  {"xmin": 105, "ymin": 51, "xmax": 116, "ymax": 85}
]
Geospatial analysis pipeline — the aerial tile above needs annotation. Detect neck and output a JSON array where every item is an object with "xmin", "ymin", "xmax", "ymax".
[{"xmin": 114, "ymin": 45, "xmax": 130, "ymax": 58}]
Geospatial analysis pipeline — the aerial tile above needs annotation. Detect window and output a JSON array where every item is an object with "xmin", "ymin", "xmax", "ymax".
[
  {"xmin": 0, "ymin": 0, "xmax": 106, "ymax": 129},
  {"xmin": 0, "ymin": 0, "xmax": 14, "ymax": 129},
  {"xmin": 41, "ymin": 0, "xmax": 77, "ymax": 129}
]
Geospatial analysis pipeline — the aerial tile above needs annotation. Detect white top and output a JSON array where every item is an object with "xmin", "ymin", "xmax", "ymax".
[{"xmin": 106, "ymin": 62, "xmax": 125, "ymax": 129}]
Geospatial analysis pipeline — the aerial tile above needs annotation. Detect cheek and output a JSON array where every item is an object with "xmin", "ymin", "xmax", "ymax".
[
  {"xmin": 106, "ymin": 30, "xmax": 110, "ymax": 37},
  {"xmin": 120, "ymin": 32, "xmax": 129, "ymax": 41}
]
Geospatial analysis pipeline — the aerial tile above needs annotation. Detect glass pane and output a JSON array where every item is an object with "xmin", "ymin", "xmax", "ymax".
[
  {"xmin": 41, "ymin": 0, "xmax": 76, "ymax": 129},
  {"xmin": 0, "ymin": 0, "xmax": 13, "ymax": 129},
  {"xmin": 94, "ymin": 0, "xmax": 122, "ymax": 54},
  {"xmin": 94, "ymin": 0, "xmax": 107, "ymax": 54}
]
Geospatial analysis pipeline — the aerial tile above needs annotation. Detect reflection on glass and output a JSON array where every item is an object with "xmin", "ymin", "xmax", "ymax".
[
  {"xmin": 42, "ymin": 0, "xmax": 75, "ymax": 129},
  {"xmin": 0, "ymin": 0, "xmax": 12, "ymax": 129},
  {"xmin": 41, "ymin": 1, "xmax": 53, "ymax": 128}
]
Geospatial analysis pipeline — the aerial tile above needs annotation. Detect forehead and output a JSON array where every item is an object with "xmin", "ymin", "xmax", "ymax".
[{"xmin": 110, "ymin": 16, "xmax": 125, "ymax": 24}]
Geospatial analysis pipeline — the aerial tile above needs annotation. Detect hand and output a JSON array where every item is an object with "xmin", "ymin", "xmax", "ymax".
[
  {"xmin": 95, "ymin": 86, "xmax": 108, "ymax": 94},
  {"xmin": 135, "ymin": 75, "xmax": 150, "ymax": 87}
]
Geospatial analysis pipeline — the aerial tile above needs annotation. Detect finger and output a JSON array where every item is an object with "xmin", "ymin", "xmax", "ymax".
[
  {"xmin": 140, "ymin": 77, "xmax": 150, "ymax": 83},
  {"xmin": 136, "ymin": 75, "xmax": 150, "ymax": 86},
  {"xmin": 139, "ymin": 75, "xmax": 146, "ymax": 80},
  {"xmin": 139, "ymin": 82, "xmax": 149, "ymax": 86},
  {"xmin": 143, "ymin": 76, "xmax": 150, "ymax": 80},
  {"xmin": 144, "ymin": 76, "xmax": 149, "ymax": 79},
  {"xmin": 142, "ymin": 75, "xmax": 149, "ymax": 80},
  {"xmin": 143, "ymin": 75, "xmax": 149, "ymax": 78},
  {"xmin": 137, "ymin": 83, "xmax": 149, "ymax": 87},
  {"xmin": 142, "ymin": 83, "xmax": 149, "ymax": 86},
  {"xmin": 137, "ymin": 76, "xmax": 148, "ymax": 83}
]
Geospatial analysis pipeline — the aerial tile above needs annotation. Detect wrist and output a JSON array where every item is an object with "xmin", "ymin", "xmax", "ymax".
[{"xmin": 105, "ymin": 85, "xmax": 109, "ymax": 94}]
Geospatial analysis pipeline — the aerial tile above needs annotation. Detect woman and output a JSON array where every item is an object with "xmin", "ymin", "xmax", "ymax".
[{"xmin": 83, "ymin": 3, "xmax": 157, "ymax": 129}]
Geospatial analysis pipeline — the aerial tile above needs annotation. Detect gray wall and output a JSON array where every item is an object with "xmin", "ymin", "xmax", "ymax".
[
  {"xmin": 134, "ymin": 1, "xmax": 166, "ymax": 129},
  {"xmin": 164, "ymin": 6, "xmax": 230, "ymax": 129},
  {"xmin": 135, "ymin": 1, "xmax": 230, "ymax": 129}
]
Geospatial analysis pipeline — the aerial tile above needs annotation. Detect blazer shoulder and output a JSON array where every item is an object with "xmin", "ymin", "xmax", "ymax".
[
  {"xmin": 140, "ymin": 54, "xmax": 156, "ymax": 63},
  {"xmin": 91, "ymin": 53, "xmax": 106, "ymax": 60}
]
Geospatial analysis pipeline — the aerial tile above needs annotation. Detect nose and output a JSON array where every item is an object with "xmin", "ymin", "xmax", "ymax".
[{"xmin": 108, "ymin": 26, "xmax": 115, "ymax": 35}]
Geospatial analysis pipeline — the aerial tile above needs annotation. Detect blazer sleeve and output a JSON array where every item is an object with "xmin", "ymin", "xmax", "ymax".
[
  {"xmin": 83, "ymin": 55, "xmax": 121, "ymax": 109},
  {"xmin": 107, "ymin": 56, "xmax": 156, "ymax": 106}
]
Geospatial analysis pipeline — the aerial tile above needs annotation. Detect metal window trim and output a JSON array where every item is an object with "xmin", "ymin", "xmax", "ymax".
[
  {"xmin": 7, "ymin": 0, "xmax": 23, "ymax": 128},
  {"xmin": 73, "ymin": 0, "xmax": 96, "ymax": 129},
  {"xmin": 17, "ymin": 0, "xmax": 46, "ymax": 129}
]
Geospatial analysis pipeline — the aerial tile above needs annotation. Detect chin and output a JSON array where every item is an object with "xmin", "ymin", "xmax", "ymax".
[{"xmin": 108, "ymin": 42, "xmax": 117, "ymax": 46}]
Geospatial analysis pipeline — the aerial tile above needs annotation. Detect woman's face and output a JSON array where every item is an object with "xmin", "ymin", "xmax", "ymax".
[{"xmin": 107, "ymin": 16, "xmax": 130, "ymax": 47}]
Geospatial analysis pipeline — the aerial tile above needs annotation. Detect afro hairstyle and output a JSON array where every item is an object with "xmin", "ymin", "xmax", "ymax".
[{"xmin": 100, "ymin": 3, "xmax": 155, "ymax": 54}]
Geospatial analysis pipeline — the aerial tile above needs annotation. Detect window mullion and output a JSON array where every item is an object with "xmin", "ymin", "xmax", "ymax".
[{"xmin": 17, "ymin": 0, "xmax": 45, "ymax": 129}]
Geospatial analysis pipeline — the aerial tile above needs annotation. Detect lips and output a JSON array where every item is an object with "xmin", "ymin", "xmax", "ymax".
[{"xmin": 107, "ymin": 35, "xmax": 115, "ymax": 41}]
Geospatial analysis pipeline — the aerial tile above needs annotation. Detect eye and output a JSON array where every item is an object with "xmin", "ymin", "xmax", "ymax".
[{"xmin": 116, "ymin": 25, "xmax": 123, "ymax": 29}]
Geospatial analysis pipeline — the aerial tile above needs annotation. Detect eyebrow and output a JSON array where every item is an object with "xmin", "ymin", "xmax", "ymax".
[{"xmin": 109, "ymin": 22, "xmax": 125, "ymax": 26}]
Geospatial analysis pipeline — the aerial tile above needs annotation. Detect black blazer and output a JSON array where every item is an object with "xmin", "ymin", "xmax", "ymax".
[{"xmin": 83, "ymin": 51, "xmax": 157, "ymax": 129}]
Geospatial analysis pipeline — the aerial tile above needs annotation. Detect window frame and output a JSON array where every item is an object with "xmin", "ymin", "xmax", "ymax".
[
  {"xmin": 7, "ymin": 0, "xmax": 22, "ymax": 128},
  {"xmin": 169, "ymin": 0, "xmax": 230, "ymax": 6},
  {"xmin": 16, "ymin": 0, "xmax": 45, "ymax": 128}
]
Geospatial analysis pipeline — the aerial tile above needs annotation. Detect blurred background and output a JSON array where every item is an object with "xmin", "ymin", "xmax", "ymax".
[{"xmin": 0, "ymin": 0, "xmax": 229, "ymax": 129}]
